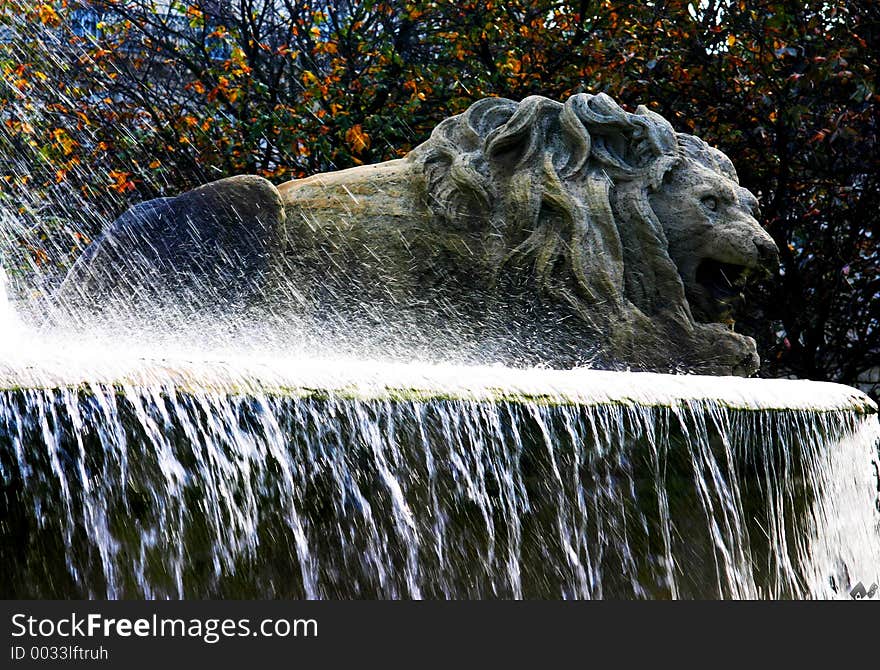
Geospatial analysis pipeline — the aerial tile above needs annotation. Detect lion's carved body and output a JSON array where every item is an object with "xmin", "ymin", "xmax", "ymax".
[{"xmin": 62, "ymin": 93, "xmax": 778, "ymax": 375}]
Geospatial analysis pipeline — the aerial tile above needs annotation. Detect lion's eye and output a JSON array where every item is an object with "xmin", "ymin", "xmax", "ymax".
[{"xmin": 701, "ymin": 196, "xmax": 718, "ymax": 212}]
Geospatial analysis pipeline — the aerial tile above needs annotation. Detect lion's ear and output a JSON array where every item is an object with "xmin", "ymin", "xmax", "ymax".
[
  {"xmin": 632, "ymin": 105, "xmax": 678, "ymax": 188},
  {"xmin": 633, "ymin": 105, "xmax": 677, "ymax": 156}
]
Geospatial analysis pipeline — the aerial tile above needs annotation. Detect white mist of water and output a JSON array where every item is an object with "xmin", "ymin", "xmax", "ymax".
[
  {"xmin": 0, "ymin": 293, "xmax": 878, "ymax": 600},
  {"xmin": 0, "ymin": 267, "xmax": 21, "ymax": 351}
]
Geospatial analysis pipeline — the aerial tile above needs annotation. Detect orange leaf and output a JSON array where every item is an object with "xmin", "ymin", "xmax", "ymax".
[
  {"xmin": 345, "ymin": 124, "xmax": 370, "ymax": 154},
  {"xmin": 107, "ymin": 170, "xmax": 135, "ymax": 194},
  {"xmin": 37, "ymin": 4, "xmax": 60, "ymax": 26}
]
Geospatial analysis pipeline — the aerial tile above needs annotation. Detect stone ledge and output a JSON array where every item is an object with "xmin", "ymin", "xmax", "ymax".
[{"xmin": 0, "ymin": 354, "xmax": 875, "ymax": 415}]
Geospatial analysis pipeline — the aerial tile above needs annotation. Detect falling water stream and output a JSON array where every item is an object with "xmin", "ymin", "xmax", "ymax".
[{"xmin": 1, "ymin": 268, "xmax": 878, "ymax": 599}]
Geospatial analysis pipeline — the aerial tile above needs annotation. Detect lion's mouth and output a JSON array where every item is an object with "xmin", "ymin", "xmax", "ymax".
[{"xmin": 692, "ymin": 258, "xmax": 751, "ymax": 324}]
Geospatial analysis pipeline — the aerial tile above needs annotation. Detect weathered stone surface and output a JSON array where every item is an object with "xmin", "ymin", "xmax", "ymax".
[
  {"xmin": 276, "ymin": 93, "xmax": 778, "ymax": 374},
  {"xmin": 62, "ymin": 94, "xmax": 779, "ymax": 375},
  {"xmin": 59, "ymin": 174, "xmax": 286, "ymax": 309}
]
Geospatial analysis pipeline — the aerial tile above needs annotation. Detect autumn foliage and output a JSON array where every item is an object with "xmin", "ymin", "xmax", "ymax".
[{"xmin": 0, "ymin": 0, "xmax": 877, "ymax": 392}]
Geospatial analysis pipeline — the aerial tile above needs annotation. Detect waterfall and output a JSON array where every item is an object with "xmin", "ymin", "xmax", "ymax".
[{"xmin": 1, "ymin": 346, "xmax": 878, "ymax": 599}]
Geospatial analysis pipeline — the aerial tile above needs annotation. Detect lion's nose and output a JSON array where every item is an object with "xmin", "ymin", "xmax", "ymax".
[{"xmin": 754, "ymin": 236, "xmax": 779, "ymax": 272}]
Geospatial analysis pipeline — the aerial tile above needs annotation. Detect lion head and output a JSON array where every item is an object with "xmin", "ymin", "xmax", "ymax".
[
  {"xmin": 650, "ymin": 134, "xmax": 778, "ymax": 325},
  {"xmin": 408, "ymin": 92, "xmax": 779, "ymax": 375}
]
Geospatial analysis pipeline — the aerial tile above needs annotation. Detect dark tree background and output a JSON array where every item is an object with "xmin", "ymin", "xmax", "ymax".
[{"xmin": 1, "ymin": 0, "xmax": 877, "ymax": 394}]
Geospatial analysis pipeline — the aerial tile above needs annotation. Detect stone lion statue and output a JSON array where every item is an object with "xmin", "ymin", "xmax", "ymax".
[{"xmin": 60, "ymin": 93, "xmax": 778, "ymax": 375}]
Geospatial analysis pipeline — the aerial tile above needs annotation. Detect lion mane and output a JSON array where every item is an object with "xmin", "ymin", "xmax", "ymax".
[{"xmin": 407, "ymin": 93, "xmax": 765, "ymax": 374}]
